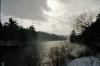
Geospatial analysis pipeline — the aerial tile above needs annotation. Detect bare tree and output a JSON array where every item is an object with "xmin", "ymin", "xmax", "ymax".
[{"xmin": 73, "ymin": 12, "xmax": 97, "ymax": 34}]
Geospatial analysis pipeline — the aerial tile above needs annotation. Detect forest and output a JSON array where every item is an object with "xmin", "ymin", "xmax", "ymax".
[{"xmin": 0, "ymin": 18, "xmax": 66, "ymax": 47}]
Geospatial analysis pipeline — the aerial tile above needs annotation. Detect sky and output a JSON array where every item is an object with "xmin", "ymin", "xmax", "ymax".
[{"xmin": 1, "ymin": 0, "xmax": 100, "ymax": 35}]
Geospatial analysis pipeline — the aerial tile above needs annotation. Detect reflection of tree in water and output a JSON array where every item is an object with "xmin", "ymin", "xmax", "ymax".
[{"xmin": 24, "ymin": 49, "xmax": 38, "ymax": 66}]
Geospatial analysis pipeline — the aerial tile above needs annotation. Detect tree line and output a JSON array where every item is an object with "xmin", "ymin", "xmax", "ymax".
[
  {"xmin": 0, "ymin": 18, "xmax": 36, "ymax": 46},
  {"xmin": 70, "ymin": 12, "xmax": 100, "ymax": 49}
]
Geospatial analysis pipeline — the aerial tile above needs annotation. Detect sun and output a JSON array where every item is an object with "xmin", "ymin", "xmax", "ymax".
[
  {"xmin": 43, "ymin": 0, "xmax": 62, "ymax": 17},
  {"xmin": 47, "ymin": 0, "xmax": 60, "ymax": 12}
]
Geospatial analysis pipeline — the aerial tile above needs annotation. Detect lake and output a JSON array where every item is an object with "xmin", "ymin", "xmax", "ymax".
[
  {"xmin": 1, "ymin": 40, "xmax": 88, "ymax": 66},
  {"xmin": 1, "ymin": 40, "xmax": 68, "ymax": 66}
]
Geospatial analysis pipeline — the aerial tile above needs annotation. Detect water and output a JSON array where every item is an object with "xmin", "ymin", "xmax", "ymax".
[
  {"xmin": 1, "ymin": 40, "xmax": 67, "ymax": 66},
  {"xmin": 1, "ymin": 40, "xmax": 88, "ymax": 66},
  {"xmin": 38, "ymin": 40, "xmax": 68, "ymax": 48},
  {"xmin": 37, "ymin": 40, "xmax": 90, "ymax": 66}
]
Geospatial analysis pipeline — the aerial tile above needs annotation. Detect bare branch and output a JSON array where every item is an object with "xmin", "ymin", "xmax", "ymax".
[{"xmin": 73, "ymin": 11, "xmax": 97, "ymax": 34}]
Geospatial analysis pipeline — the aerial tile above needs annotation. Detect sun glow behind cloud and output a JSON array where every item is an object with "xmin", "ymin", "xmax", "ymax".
[
  {"xmin": 42, "ymin": 0, "xmax": 100, "ymax": 35},
  {"xmin": 42, "ymin": 0, "xmax": 74, "ymax": 35},
  {"xmin": 1, "ymin": 0, "xmax": 100, "ymax": 35}
]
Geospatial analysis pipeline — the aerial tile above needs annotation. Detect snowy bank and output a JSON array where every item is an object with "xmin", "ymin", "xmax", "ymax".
[{"xmin": 63, "ymin": 55, "xmax": 100, "ymax": 66}]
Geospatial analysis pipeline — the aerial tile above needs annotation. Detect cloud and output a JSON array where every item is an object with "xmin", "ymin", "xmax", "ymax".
[
  {"xmin": 1, "ymin": 0, "xmax": 100, "ymax": 35},
  {"xmin": 1, "ymin": 0, "xmax": 51, "ymax": 20},
  {"xmin": 42, "ymin": 0, "xmax": 100, "ymax": 35}
]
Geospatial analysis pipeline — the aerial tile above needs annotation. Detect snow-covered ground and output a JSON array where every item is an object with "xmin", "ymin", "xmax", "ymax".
[{"xmin": 63, "ymin": 55, "xmax": 100, "ymax": 66}]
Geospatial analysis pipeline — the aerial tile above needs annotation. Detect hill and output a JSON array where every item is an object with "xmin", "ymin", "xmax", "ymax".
[{"xmin": 36, "ymin": 31, "xmax": 67, "ymax": 41}]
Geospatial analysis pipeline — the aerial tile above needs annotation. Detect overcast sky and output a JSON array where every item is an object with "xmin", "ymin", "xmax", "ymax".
[{"xmin": 1, "ymin": 0, "xmax": 100, "ymax": 35}]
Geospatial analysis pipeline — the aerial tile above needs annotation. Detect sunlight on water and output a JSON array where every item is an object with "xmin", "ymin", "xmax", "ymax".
[
  {"xmin": 39, "ymin": 41, "xmax": 67, "ymax": 47},
  {"xmin": 36, "ymin": 40, "xmax": 89, "ymax": 66}
]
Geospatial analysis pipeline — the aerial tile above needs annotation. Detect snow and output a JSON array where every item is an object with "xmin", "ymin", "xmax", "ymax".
[{"xmin": 63, "ymin": 56, "xmax": 100, "ymax": 66}]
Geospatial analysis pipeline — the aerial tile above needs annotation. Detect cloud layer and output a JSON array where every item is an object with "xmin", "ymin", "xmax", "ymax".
[
  {"xmin": 1, "ymin": 0, "xmax": 100, "ymax": 35},
  {"xmin": 1, "ymin": 0, "xmax": 50, "ymax": 20}
]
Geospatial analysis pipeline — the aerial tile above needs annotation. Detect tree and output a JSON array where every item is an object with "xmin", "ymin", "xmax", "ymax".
[
  {"xmin": 70, "ymin": 30, "xmax": 76, "ymax": 42},
  {"xmin": 6, "ymin": 18, "xmax": 19, "ymax": 40},
  {"xmin": 82, "ymin": 14, "xmax": 100, "ymax": 49},
  {"xmin": 0, "ymin": 17, "xmax": 37, "ymax": 46},
  {"xmin": 70, "ymin": 12, "xmax": 98, "ymax": 43},
  {"xmin": 27, "ymin": 25, "xmax": 36, "ymax": 42},
  {"xmin": 73, "ymin": 12, "xmax": 97, "ymax": 34},
  {"xmin": 0, "ymin": 21, "xmax": 3, "ymax": 40},
  {"xmin": 0, "ymin": 21, "xmax": 2, "ymax": 29},
  {"xmin": 29, "ymin": 25, "xmax": 35, "ymax": 32}
]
